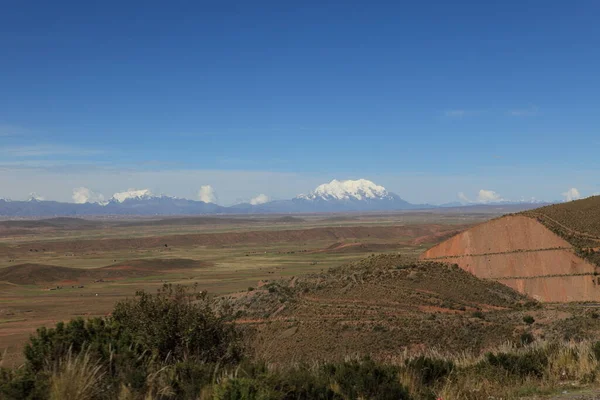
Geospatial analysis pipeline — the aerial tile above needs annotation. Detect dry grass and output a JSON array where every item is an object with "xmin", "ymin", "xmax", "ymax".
[
  {"xmin": 399, "ymin": 340, "xmax": 600, "ymax": 399},
  {"xmin": 48, "ymin": 347, "xmax": 105, "ymax": 400},
  {"xmin": 523, "ymin": 196, "xmax": 600, "ymax": 251}
]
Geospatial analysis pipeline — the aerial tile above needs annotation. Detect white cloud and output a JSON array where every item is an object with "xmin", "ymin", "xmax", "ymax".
[
  {"xmin": 458, "ymin": 189, "xmax": 505, "ymax": 204},
  {"xmin": 198, "ymin": 185, "xmax": 218, "ymax": 204},
  {"xmin": 249, "ymin": 194, "xmax": 270, "ymax": 205},
  {"xmin": 562, "ymin": 188, "xmax": 581, "ymax": 202},
  {"xmin": 457, "ymin": 192, "xmax": 470, "ymax": 203},
  {"xmin": 476, "ymin": 189, "xmax": 504, "ymax": 203},
  {"xmin": 72, "ymin": 187, "xmax": 106, "ymax": 204}
]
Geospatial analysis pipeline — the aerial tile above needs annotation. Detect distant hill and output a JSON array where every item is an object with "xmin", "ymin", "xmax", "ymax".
[{"xmin": 0, "ymin": 259, "xmax": 210, "ymax": 285}]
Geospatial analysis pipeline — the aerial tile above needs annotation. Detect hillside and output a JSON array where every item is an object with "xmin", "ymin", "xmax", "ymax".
[
  {"xmin": 217, "ymin": 254, "xmax": 535, "ymax": 363},
  {"xmin": 421, "ymin": 197, "xmax": 600, "ymax": 302},
  {"xmin": 522, "ymin": 195, "xmax": 600, "ymax": 250}
]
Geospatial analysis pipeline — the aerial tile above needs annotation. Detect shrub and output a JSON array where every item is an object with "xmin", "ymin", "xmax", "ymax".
[
  {"xmin": 406, "ymin": 356, "xmax": 455, "ymax": 387},
  {"xmin": 12, "ymin": 284, "xmax": 243, "ymax": 399},
  {"xmin": 520, "ymin": 332, "xmax": 535, "ymax": 345},
  {"xmin": 323, "ymin": 359, "xmax": 410, "ymax": 400},
  {"xmin": 592, "ymin": 341, "xmax": 600, "ymax": 361},
  {"xmin": 472, "ymin": 311, "xmax": 485, "ymax": 319},
  {"xmin": 261, "ymin": 365, "xmax": 339, "ymax": 399},
  {"xmin": 523, "ymin": 315, "xmax": 535, "ymax": 325},
  {"xmin": 213, "ymin": 377, "xmax": 267, "ymax": 400},
  {"xmin": 485, "ymin": 350, "xmax": 548, "ymax": 378},
  {"xmin": 110, "ymin": 284, "xmax": 243, "ymax": 363}
]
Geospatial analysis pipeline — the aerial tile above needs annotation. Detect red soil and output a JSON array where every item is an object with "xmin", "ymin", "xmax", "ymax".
[{"xmin": 420, "ymin": 216, "xmax": 600, "ymax": 302}]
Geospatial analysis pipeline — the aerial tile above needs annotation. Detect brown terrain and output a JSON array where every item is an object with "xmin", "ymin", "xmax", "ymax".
[
  {"xmin": 420, "ymin": 197, "xmax": 600, "ymax": 302},
  {"xmin": 0, "ymin": 212, "xmax": 489, "ymax": 366},
  {"xmin": 220, "ymin": 254, "xmax": 600, "ymax": 364},
  {"xmin": 0, "ymin": 224, "xmax": 468, "ymax": 257}
]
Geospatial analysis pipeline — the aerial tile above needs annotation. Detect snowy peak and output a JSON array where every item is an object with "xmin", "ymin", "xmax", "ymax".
[
  {"xmin": 110, "ymin": 189, "xmax": 155, "ymax": 203},
  {"xmin": 27, "ymin": 192, "xmax": 45, "ymax": 202},
  {"xmin": 297, "ymin": 179, "xmax": 393, "ymax": 201}
]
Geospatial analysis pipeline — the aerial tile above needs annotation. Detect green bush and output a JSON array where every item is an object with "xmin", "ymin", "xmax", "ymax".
[
  {"xmin": 520, "ymin": 332, "xmax": 535, "ymax": 345},
  {"xmin": 485, "ymin": 350, "xmax": 548, "ymax": 378},
  {"xmin": 592, "ymin": 341, "xmax": 600, "ymax": 361},
  {"xmin": 406, "ymin": 356, "xmax": 455, "ymax": 386},
  {"xmin": 261, "ymin": 365, "xmax": 340, "ymax": 399},
  {"xmin": 523, "ymin": 315, "xmax": 535, "ymax": 325},
  {"xmin": 323, "ymin": 359, "xmax": 410, "ymax": 400},
  {"xmin": 213, "ymin": 378, "xmax": 271, "ymax": 400},
  {"xmin": 5, "ymin": 284, "xmax": 242, "ymax": 400},
  {"xmin": 472, "ymin": 311, "xmax": 485, "ymax": 319}
]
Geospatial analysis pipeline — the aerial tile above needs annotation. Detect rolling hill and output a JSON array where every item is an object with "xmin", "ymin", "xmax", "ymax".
[{"xmin": 216, "ymin": 254, "xmax": 534, "ymax": 363}]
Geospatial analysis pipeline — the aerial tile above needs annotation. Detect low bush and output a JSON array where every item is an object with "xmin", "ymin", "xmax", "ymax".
[
  {"xmin": 323, "ymin": 359, "xmax": 410, "ymax": 400},
  {"xmin": 406, "ymin": 356, "xmax": 454, "ymax": 387},
  {"xmin": 2, "ymin": 284, "xmax": 242, "ymax": 400},
  {"xmin": 485, "ymin": 350, "xmax": 548, "ymax": 378},
  {"xmin": 593, "ymin": 341, "xmax": 600, "ymax": 360},
  {"xmin": 520, "ymin": 332, "xmax": 535, "ymax": 345}
]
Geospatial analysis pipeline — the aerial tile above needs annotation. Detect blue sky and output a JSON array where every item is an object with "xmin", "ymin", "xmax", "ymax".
[{"xmin": 1, "ymin": 1, "xmax": 599, "ymax": 204}]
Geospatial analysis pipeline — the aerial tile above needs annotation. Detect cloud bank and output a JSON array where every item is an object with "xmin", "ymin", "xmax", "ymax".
[
  {"xmin": 72, "ymin": 187, "xmax": 106, "ymax": 204},
  {"xmin": 198, "ymin": 185, "xmax": 218, "ymax": 204},
  {"xmin": 458, "ymin": 189, "xmax": 505, "ymax": 204},
  {"xmin": 562, "ymin": 188, "xmax": 581, "ymax": 202},
  {"xmin": 476, "ymin": 189, "xmax": 504, "ymax": 203},
  {"xmin": 249, "ymin": 194, "xmax": 270, "ymax": 205}
]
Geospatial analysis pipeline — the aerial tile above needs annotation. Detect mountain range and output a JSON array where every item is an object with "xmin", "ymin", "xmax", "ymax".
[{"xmin": 0, "ymin": 179, "xmax": 548, "ymax": 217}]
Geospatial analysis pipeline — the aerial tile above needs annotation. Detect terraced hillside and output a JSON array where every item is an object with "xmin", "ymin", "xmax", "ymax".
[
  {"xmin": 217, "ymin": 254, "xmax": 542, "ymax": 363},
  {"xmin": 421, "ymin": 196, "xmax": 600, "ymax": 302},
  {"xmin": 523, "ymin": 196, "xmax": 600, "ymax": 255}
]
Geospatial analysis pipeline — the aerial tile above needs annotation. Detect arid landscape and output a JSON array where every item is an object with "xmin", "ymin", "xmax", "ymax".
[
  {"xmin": 4, "ymin": 1, "xmax": 600, "ymax": 397},
  {"xmin": 0, "ymin": 211, "xmax": 481, "ymax": 366},
  {"xmin": 4, "ymin": 201, "xmax": 600, "ymax": 399}
]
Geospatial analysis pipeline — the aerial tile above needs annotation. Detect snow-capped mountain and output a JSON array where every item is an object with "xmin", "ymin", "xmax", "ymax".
[
  {"xmin": 297, "ymin": 179, "xmax": 394, "ymax": 201},
  {"xmin": 247, "ymin": 179, "xmax": 423, "ymax": 213},
  {"xmin": 110, "ymin": 189, "xmax": 155, "ymax": 203},
  {"xmin": 27, "ymin": 192, "xmax": 45, "ymax": 202}
]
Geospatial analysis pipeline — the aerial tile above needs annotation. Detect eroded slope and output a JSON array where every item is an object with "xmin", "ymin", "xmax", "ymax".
[{"xmin": 421, "ymin": 214, "xmax": 600, "ymax": 302}]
